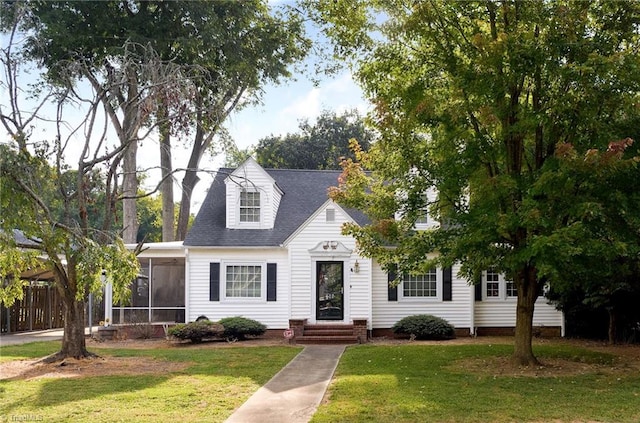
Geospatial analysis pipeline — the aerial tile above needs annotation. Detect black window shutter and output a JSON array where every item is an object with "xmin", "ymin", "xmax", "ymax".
[
  {"xmin": 475, "ymin": 280, "xmax": 483, "ymax": 302},
  {"xmin": 267, "ymin": 263, "xmax": 277, "ymax": 302},
  {"xmin": 442, "ymin": 267, "xmax": 452, "ymax": 301},
  {"xmin": 388, "ymin": 264, "xmax": 398, "ymax": 302},
  {"xmin": 209, "ymin": 263, "xmax": 220, "ymax": 302}
]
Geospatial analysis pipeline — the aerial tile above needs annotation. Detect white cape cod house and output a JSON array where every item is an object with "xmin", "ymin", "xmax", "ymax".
[{"xmin": 111, "ymin": 158, "xmax": 563, "ymax": 341}]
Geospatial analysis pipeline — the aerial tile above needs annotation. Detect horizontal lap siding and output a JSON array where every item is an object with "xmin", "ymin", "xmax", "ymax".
[
  {"xmin": 187, "ymin": 248, "xmax": 290, "ymax": 328},
  {"xmin": 371, "ymin": 261, "xmax": 472, "ymax": 329},
  {"xmin": 474, "ymin": 299, "xmax": 563, "ymax": 327},
  {"xmin": 287, "ymin": 205, "xmax": 371, "ymax": 324}
]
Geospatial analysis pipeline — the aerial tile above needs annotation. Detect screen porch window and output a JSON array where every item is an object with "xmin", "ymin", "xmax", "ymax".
[
  {"xmin": 403, "ymin": 269, "xmax": 437, "ymax": 297},
  {"xmin": 240, "ymin": 191, "xmax": 260, "ymax": 222},
  {"xmin": 486, "ymin": 270, "xmax": 500, "ymax": 297},
  {"xmin": 226, "ymin": 265, "xmax": 262, "ymax": 298}
]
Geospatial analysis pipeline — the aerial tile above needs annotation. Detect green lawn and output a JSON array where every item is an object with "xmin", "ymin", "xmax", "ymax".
[
  {"xmin": 0, "ymin": 341, "xmax": 302, "ymax": 422},
  {"xmin": 311, "ymin": 342, "xmax": 640, "ymax": 423},
  {"xmin": 2, "ymin": 340, "xmax": 639, "ymax": 423}
]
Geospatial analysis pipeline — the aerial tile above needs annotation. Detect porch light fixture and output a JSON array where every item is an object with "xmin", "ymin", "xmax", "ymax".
[
  {"xmin": 330, "ymin": 241, "xmax": 338, "ymax": 250},
  {"xmin": 353, "ymin": 260, "xmax": 360, "ymax": 273},
  {"xmin": 323, "ymin": 241, "xmax": 330, "ymax": 250}
]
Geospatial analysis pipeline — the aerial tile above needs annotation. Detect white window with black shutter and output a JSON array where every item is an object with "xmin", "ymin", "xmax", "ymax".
[
  {"xmin": 388, "ymin": 266, "xmax": 452, "ymax": 302},
  {"xmin": 209, "ymin": 262, "xmax": 277, "ymax": 302}
]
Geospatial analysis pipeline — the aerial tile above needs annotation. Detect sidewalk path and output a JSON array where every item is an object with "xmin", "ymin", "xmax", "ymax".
[
  {"xmin": 0, "ymin": 327, "xmax": 99, "ymax": 346},
  {"xmin": 225, "ymin": 345, "xmax": 346, "ymax": 423}
]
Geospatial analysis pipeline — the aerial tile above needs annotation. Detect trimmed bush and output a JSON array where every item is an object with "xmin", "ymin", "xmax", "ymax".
[
  {"xmin": 168, "ymin": 320, "xmax": 224, "ymax": 343},
  {"xmin": 218, "ymin": 316, "xmax": 266, "ymax": 340},
  {"xmin": 392, "ymin": 314, "xmax": 456, "ymax": 340}
]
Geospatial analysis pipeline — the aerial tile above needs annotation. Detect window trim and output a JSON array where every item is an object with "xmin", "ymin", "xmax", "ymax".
[
  {"xmin": 482, "ymin": 270, "xmax": 516, "ymax": 301},
  {"xmin": 222, "ymin": 262, "xmax": 266, "ymax": 301},
  {"xmin": 399, "ymin": 268, "xmax": 442, "ymax": 302},
  {"xmin": 238, "ymin": 189, "xmax": 262, "ymax": 227}
]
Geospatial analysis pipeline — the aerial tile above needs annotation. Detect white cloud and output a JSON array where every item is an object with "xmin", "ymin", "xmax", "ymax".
[{"xmin": 279, "ymin": 87, "xmax": 322, "ymax": 123}]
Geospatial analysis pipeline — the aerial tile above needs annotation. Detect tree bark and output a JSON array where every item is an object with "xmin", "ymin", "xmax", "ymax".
[
  {"xmin": 42, "ymin": 274, "xmax": 96, "ymax": 362},
  {"xmin": 607, "ymin": 308, "xmax": 617, "ymax": 345},
  {"xmin": 512, "ymin": 264, "xmax": 540, "ymax": 366},
  {"xmin": 159, "ymin": 106, "xmax": 175, "ymax": 242},
  {"xmin": 175, "ymin": 121, "xmax": 209, "ymax": 241},
  {"xmin": 122, "ymin": 138, "xmax": 139, "ymax": 243},
  {"xmin": 176, "ymin": 168, "xmax": 198, "ymax": 241}
]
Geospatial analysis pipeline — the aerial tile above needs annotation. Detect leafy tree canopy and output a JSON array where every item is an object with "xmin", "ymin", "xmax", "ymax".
[
  {"xmin": 309, "ymin": 0, "xmax": 640, "ymax": 363},
  {"xmin": 254, "ymin": 109, "xmax": 375, "ymax": 170}
]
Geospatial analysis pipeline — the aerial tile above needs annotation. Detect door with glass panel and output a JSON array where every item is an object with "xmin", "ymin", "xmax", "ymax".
[{"xmin": 316, "ymin": 261, "xmax": 344, "ymax": 320}]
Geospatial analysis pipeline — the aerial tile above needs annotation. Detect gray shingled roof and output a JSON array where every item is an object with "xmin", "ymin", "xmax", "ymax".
[{"xmin": 183, "ymin": 168, "xmax": 370, "ymax": 247}]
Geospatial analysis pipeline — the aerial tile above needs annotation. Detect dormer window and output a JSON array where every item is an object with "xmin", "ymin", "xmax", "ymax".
[{"xmin": 240, "ymin": 190, "xmax": 260, "ymax": 223}]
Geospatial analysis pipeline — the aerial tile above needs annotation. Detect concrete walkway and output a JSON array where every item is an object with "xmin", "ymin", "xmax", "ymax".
[
  {"xmin": 0, "ymin": 327, "xmax": 99, "ymax": 346},
  {"xmin": 225, "ymin": 345, "xmax": 346, "ymax": 423}
]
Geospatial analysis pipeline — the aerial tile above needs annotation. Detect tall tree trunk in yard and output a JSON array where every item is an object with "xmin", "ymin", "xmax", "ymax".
[
  {"xmin": 122, "ymin": 139, "xmax": 138, "ymax": 244},
  {"xmin": 43, "ymin": 259, "xmax": 96, "ymax": 362},
  {"xmin": 513, "ymin": 265, "xmax": 540, "ymax": 366},
  {"xmin": 607, "ymin": 308, "xmax": 617, "ymax": 345},
  {"xmin": 159, "ymin": 105, "xmax": 175, "ymax": 242},
  {"xmin": 176, "ymin": 163, "xmax": 199, "ymax": 241},
  {"xmin": 175, "ymin": 119, "xmax": 209, "ymax": 241}
]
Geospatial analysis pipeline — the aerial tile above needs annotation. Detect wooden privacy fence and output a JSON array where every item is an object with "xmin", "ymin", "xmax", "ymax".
[{"xmin": 1, "ymin": 284, "xmax": 64, "ymax": 333}]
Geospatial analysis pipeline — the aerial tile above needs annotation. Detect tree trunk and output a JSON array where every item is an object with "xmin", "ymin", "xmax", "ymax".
[
  {"xmin": 159, "ymin": 109, "xmax": 175, "ymax": 242},
  {"xmin": 43, "ymin": 290, "xmax": 96, "ymax": 362},
  {"xmin": 122, "ymin": 139, "xmax": 138, "ymax": 243},
  {"xmin": 512, "ymin": 264, "xmax": 540, "ymax": 366},
  {"xmin": 175, "ymin": 124, "xmax": 208, "ymax": 241},
  {"xmin": 607, "ymin": 308, "xmax": 617, "ymax": 345},
  {"xmin": 176, "ymin": 169, "xmax": 198, "ymax": 241}
]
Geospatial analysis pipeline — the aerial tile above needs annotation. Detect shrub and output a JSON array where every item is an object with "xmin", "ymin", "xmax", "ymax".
[
  {"xmin": 392, "ymin": 314, "xmax": 456, "ymax": 340},
  {"xmin": 218, "ymin": 316, "xmax": 266, "ymax": 340},
  {"xmin": 168, "ymin": 320, "xmax": 224, "ymax": 343}
]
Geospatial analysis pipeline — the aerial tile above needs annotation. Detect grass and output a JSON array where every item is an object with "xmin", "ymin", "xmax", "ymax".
[
  {"xmin": 2, "ymin": 339, "xmax": 639, "ymax": 422},
  {"xmin": 0, "ymin": 341, "xmax": 302, "ymax": 422},
  {"xmin": 311, "ymin": 343, "xmax": 640, "ymax": 423}
]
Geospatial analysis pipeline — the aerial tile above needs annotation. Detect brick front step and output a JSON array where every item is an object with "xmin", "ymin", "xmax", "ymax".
[
  {"xmin": 303, "ymin": 328, "xmax": 355, "ymax": 337},
  {"xmin": 295, "ymin": 335, "xmax": 359, "ymax": 344},
  {"xmin": 296, "ymin": 324, "xmax": 359, "ymax": 344}
]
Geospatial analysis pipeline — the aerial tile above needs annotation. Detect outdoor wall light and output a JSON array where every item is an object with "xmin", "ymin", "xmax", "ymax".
[
  {"xmin": 323, "ymin": 241, "xmax": 330, "ymax": 250},
  {"xmin": 330, "ymin": 241, "xmax": 338, "ymax": 250},
  {"xmin": 353, "ymin": 260, "xmax": 360, "ymax": 273}
]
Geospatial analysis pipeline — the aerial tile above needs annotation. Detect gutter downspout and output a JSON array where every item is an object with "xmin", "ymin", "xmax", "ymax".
[{"xmin": 184, "ymin": 248, "xmax": 190, "ymax": 323}]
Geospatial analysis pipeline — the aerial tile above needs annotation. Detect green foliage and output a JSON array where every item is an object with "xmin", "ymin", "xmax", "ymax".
[
  {"xmin": 218, "ymin": 317, "xmax": 267, "ymax": 340},
  {"xmin": 310, "ymin": 0, "xmax": 640, "ymax": 361},
  {"xmin": 254, "ymin": 109, "xmax": 375, "ymax": 170},
  {"xmin": 391, "ymin": 314, "xmax": 455, "ymax": 340},
  {"xmin": 168, "ymin": 320, "xmax": 225, "ymax": 343}
]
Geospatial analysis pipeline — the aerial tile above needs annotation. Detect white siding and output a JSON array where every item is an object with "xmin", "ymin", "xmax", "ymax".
[
  {"xmin": 474, "ymin": 297, "xmax": 563, "ymax": 328},
  {"xmin": 371, "ymin": 261, "xmax": 473, "ymax": 329},
  {"xmin": 186, "ymin": 247, "xmax": 290, "ymax": 328},
  {"xmin": 225, "ymin": 159, "xmax": 281, "ymax": 230},
  {"xmin": 286, "ymin": 202, "xmax": 372, "ymax": 326}
]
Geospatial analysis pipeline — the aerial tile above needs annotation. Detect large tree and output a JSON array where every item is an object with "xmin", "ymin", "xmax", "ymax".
[
  {"xmin": 5, "ymin": 1, "xmax": 196, "ymax": 243},
  {"xmin": 173, "ymin": 1, "xmax": 309, "ymax": 240},
  {"xmin": 0, "ymin": 9, "xmax": 139, "ymax": 360},
  {"xmin": 537, "ymin": 140, "xmax": 640, "ymax": 344},
  {"xmin": 254, "ymin": 109, "xmax": 375, "ymax": 170},
  {"xmin": 4, "ymin": 1, "xmax": 307, "ymax": 243},
  {"xmin": 312, "ymin": 0, "xmax": 640, "ymax": 364}
]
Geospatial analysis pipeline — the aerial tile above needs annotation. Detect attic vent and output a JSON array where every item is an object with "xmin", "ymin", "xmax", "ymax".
[{"xmin": 326, "ymin": 208, "xmax": 335, "ymax": 222}]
